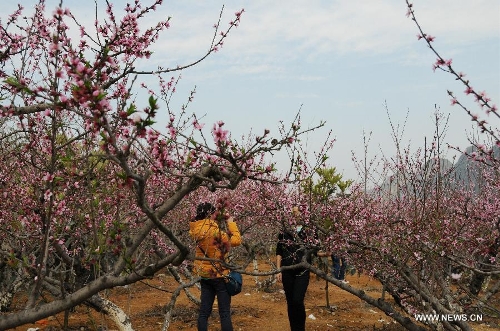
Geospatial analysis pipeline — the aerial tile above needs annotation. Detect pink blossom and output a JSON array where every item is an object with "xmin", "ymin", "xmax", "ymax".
[
  {"xmin": 49, "ymin": 42, "xmax": 61, "ymax": 53},
  {"xmin": 44, "ymin": 189, "xmax": 53, "ymax": 201},
  {"xmin": 235, "ymin": 9, "xmax": 244, "ymax": 18},
  {"xmin": 132, "ymin": 113, "xmax": 141, "ymax": 123},
  {"xmin": 435, "ymin": 58, "xmax": 445, "ymax": 67},
  {"xmin": 406, "ymin": 3, "xmax": 413, "ymax": 17},
  {"xmin": 193, "ymin": 119, "xmax": 204, "ymax": 130},
  {"xmin": 426, "ymin": 35, "xmax": 435, "ymax": 42},
  {"xmin": 212, "ymin": 124, "xmax": 228, "ymax": 143},
  {"xmin": 42, "ymin": 173, "xmax": 54, "ymax": 182},
  {"xmin": 168, "ymin": 126, "xmax": 177, "ymax": 138},
  {"xmin": 76, "ymin": 62, "xmax": 85, "ymax": 73},
  {"xmin": 98, "ymin": 99, "xmax": 110, "ymax": 110},
  {"xmin": 53, "ymin": 7, "xmax": 64, "ymax": 17}
]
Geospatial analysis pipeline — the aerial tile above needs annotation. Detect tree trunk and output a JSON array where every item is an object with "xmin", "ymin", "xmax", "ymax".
[
  {"xmin": 162, "ymin": 275, "xmax": 200, "ymax": 331},
  {"xmin": 0, "ymin": 265, "xmax": 23, "ymax": 312},
  {"xmin": 325, "ymin": 280, "xmax": 330, "ymax": 308},
  {"xmin": 86, "ymin": 294, "xmax": 134, "ymax": 331}
]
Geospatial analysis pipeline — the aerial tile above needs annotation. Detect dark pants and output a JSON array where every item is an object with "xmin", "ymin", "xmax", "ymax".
[
  {"xmin": 282, "ymin": 269, "xmax": 310, "ymax": 331},
  {"xmin": 198, "ymin": 278, "xmax": 233, "ymax": 331},
  {"xmin": 332, "ymin": 256, "xmax": 347, "ymax": 280}
]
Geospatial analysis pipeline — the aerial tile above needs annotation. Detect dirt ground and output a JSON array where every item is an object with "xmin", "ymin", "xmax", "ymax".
[{"xmin": 12, "ymin": 268, "xmax": 500, "ymax": 331}]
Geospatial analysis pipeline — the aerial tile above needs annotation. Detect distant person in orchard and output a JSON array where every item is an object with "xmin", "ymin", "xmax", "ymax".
[
  {"xmin": 189, "ymin": 202, "xmax": 242, "ymax": 331},
  {"xmin": 276, "ymin": 205, "xmax": 317, "ymax": 331},
  {"xmin": 318, "ymin": 251, "xmax": 349, "ymax": 284},
  {"xmin": 332, "ymin": 255, "xmax": 348, "ymax": 283}
]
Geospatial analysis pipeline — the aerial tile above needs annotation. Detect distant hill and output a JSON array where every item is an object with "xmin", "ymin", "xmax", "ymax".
[
  {"xmin": 378, "ymin": 145, "xmax": 499, "ymax": 196},
  {"xmin": 452, "ymin": 145, "xmax": 499, "ymax": 190}
]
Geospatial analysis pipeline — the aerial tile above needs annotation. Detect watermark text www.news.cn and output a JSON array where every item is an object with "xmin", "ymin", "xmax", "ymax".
[{"xmin": 415, "ymin": 314, "xmax": 483, "ymax": 322}]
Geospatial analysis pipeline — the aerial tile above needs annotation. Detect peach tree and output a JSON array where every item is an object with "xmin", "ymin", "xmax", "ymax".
[{"xmin": 0, "ymin": 1, "xmax": 326, "ymax": 329}]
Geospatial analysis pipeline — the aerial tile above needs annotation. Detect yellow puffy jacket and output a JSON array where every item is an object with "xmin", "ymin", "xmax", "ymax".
[{"xmin": 189, "ymin": 218, "xmax": 241, "ymax": 278}]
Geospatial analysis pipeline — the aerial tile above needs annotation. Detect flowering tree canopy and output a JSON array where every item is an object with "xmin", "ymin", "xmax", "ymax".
[
  {"xmin": 0, "ymin": 1, "xmax": 328, "ymax": 329},
  {"xmin": 1, "ymin": 1, "xmax": 498, "ymax": 331}
]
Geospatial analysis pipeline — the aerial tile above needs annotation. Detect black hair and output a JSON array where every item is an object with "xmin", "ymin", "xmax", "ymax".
[{"xmin": 195, "ymin": 202, "xmax": 216, "ymax": 220}]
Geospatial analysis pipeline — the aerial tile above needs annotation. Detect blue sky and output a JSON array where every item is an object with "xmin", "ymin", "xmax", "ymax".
[{"xmin": 5, "ymin": 1, "xmax": 499, "ymax": 182}]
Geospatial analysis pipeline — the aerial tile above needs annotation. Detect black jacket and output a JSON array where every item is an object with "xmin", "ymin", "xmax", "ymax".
[{"xmin": 276, "ymin": 229, "xmax": 314, "ymax": 267}]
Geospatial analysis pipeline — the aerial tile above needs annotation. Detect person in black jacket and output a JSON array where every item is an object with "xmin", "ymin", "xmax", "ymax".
[{"xmin": 276, "ymin": 205, "xmax": 315, "ymax": 331}]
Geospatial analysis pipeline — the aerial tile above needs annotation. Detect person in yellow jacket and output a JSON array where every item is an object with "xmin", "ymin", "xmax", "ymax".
[{"xmin": 189, "ymin": 202, "xmax": 241, "ymax": 331}]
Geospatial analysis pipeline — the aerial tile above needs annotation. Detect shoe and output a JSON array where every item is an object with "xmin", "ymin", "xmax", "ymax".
[{"xmin": 341, "ymin": 280, "xmax": 349, "ymax": 284}]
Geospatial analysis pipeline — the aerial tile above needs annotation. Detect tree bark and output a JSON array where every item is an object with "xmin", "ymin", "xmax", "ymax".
[{"xmin": 87, "ymin": 294, "xmax": 134, "ymax": 331}]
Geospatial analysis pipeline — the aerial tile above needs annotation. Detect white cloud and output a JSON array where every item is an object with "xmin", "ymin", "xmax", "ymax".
[{"xmin": 144, "ymin": 0, "xmax": 499, "ymax": 82}]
